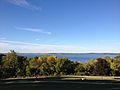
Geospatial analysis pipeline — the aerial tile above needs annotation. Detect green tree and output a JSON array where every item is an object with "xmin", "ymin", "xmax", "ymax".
[
  {"xmin": 0, "ymin": 54, "xmax": 5, "ymax": 78},
  {"xmin": 2, "ymin": 50, "xmax": 18, "ymax": 78},
  {"xmin": 84, "ymin": 60, "xmax": 95, "ymax": 75},
  {"xmin": 29, "ymin": 57, "xmax": 41, "ymax": 76},
  {"xmin": 16, "ymin": 56, "xmax": 28, "ymax": 77},
  {"xmin": 46, "ymin": 56, "xmax": 57, "ymax": 75},
  {"xmin": 74, "ymin": 62, "xmax": 85, "ymax": 75},
  {"xmin": 111, "ymin": 55, "xmax": 120, "ymax": 76},
  {"xmin": 55, "ymin": 58, "xmax": 74, "ymax": 75},
  {"xmin": 93, "ymin": 58, "xmax": 111, "ymax": 76}
]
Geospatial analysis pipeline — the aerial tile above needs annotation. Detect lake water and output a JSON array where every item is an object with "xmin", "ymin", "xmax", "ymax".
[{"xmin": 17, "ymin": 53, "xmax": 118, "ymax": 62}]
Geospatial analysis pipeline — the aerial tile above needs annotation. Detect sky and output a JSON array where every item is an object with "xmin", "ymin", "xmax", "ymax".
[{"xmin": 0, "ymin": 0, "xmax": 120, "ymax": 53}]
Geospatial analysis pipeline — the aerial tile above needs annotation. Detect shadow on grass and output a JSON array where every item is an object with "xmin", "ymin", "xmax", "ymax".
[{"xmin": 1, "ymin": 76, "xmax": 120, "ymax": 90}]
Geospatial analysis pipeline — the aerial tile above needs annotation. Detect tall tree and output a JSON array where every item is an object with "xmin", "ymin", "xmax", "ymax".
[{"xmin": 2, "ymin": 50, "xmax": 18, "ymax": 78}]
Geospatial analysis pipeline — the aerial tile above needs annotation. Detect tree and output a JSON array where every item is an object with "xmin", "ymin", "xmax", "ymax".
[
  {"xmin": 46, "ymin": 56, "xmax": 57, "ymax": 75},
  {"xmin": 110, "ymin": 55, "xmax": 120, "ymax": 76},
  {"xmin": 74, "ymin": 62, "xmax": 85, "ymax": 75},
  {"xmin": 84, "ymin": 60, "xmax": 95, "ymax": 75},
  {"xmin": 0, "ymin": 54, "xmax": 5, "ymax": 79},
  {"xmin": 29, "ymin": 57, "xmax": 41, "ymax": 76},
  {"xmin": 93, "ymin": 58, "xmax": 111, "ymax": 76},
  {"xmin": 55, "ymin": 58, "xmax": 74, "ymax": 75},
  {"xmin": 16, "ymin": 56, "xmax": 28, "ymax": 77},
  {"xmin": 2, "ymin": 50, "xmax": 18, "ymax": 78}
]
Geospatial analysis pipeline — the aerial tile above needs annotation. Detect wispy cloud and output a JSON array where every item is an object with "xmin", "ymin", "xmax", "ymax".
[
  {"xmin": 0, "ymin": 39, "xmax": 87, "ymax": 53},
  {"xmin": 6, "ymin": 0, "xmax": 41, "ymax": 10},
  {"xmin": 1, "ymin": 39, "xmax": 120, "ymax": 53},
  {"xmin": 15, "ymin": 27, "xmax": 52, "ymax": 35}
]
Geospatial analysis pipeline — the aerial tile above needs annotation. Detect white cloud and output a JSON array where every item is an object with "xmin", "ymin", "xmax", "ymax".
[
  {"xmin": 6, "ymin": 0, "xmax": 41, "ymax": 10},
  {"xmin": 15, "ymin": 27, "xmax": 51, "ymax": 35},
  {"xmin": 0, "ymin": 39, "xmax": 87, "ymax": 53},
  {"xmin": 0, "ymin": 39, "xmax": 120, "ymax": 53}
]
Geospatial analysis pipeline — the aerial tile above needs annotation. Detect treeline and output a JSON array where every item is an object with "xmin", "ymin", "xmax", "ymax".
[{"xmin": 0, "ymin": 50, "xmax": 120, "ymax": 79}]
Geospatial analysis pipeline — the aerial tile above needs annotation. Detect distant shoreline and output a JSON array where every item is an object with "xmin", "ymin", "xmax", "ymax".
[{"xmin": 1, "ymin": 53, "xmax": 118, "ymax": 63}]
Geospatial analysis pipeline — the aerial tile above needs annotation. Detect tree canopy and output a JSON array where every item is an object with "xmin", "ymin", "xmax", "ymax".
[{"xmin": 0, "ymin": 51, "xmax": 120, "ymax": 79}]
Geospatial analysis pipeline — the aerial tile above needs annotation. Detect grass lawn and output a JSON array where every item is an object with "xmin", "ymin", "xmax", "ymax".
[
  {"xmin": 0, "ymin": 76, "xmax": 120, "ymax": 90},
  {"xmin": 0, "ymin": 82, "xmax": 120, "ymax": 90}
]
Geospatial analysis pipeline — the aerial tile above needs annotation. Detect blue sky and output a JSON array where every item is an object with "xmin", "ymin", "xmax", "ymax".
[{"xmin": 0, "ymin": 0, "xmax": 120, "ymax": 53}]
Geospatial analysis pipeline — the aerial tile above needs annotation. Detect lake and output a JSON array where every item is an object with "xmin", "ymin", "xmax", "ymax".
[{"xmin": 17, "ymin": 53, "xmax": 119, "ymax": 62}]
